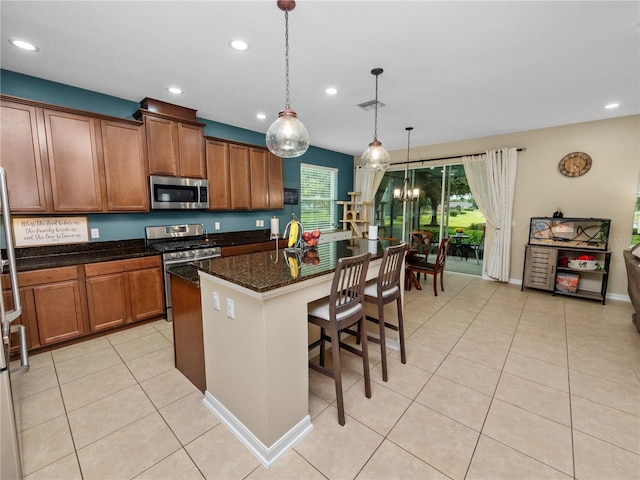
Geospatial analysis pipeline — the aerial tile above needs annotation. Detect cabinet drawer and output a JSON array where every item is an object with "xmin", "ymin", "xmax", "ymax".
[
  {"xmin": 2, "ymin": 266, "xmax": 80, "ymax": 289},
  {"xmin": 84, "ymin": 255, "xmax": 161, "ymax": 277}
]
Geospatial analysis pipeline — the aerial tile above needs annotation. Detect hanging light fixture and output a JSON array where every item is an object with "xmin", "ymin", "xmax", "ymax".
[
  {"xmin": 394, "ymin": 127, "xmax": 419, "ymax": 202},
  {"xmin": 266, "ymin": 0, "xmax": 309, "ymax": 158},
  {"xmin": 361, "ymin": 68, "xmax": 390, "ymax": 172}
]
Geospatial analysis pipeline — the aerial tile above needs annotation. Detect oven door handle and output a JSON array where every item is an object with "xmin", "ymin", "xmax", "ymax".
[{"xmin": 163, "ymin": 255, "xmax": 220, "ymax": 267}]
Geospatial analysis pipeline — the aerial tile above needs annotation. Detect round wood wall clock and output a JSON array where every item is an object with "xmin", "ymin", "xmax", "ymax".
[{"xmin": 559, "ymin": 152, "xmax": 592, "ymax": 177}]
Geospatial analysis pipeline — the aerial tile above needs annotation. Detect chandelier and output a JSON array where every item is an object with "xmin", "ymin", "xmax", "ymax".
[
  {"xmin": 265, "ymin": 0, "xmax": 309, "ymax": 158},
  {"xmin": 394, "ymin": 127, "xmax": 419, "ymax": 202}
]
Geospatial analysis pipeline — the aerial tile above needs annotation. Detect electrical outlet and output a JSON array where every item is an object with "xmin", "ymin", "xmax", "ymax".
[
  {"xmin": 226, "ymin": 298, "xmax": 234, "ymax": 319},
  {"xmin": 212, "ymin": 292, "xmax": 220, "ymax": 311},
  {"xmin": 214, "ymin": 222, "xmax": 221, "ymax": 230},
  {"xmin": 90, "ymin": 228, "xmax": 100, "ymax": 239}
]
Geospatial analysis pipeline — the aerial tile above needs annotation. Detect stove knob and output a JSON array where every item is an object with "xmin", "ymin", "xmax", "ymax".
[
  {"xmin": 204, "ymin": 249, "xmax": 212, "ymax": 256},
  {"xmin": 170, "ymin": 252, "xmax": 179, "ymax": 259}
]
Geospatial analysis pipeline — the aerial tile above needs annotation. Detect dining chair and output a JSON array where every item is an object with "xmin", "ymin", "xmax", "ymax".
[
  {"xmin": 470, "ymin": 234, "xmax": 485, "ymax": 265},
  {"xmin": 362, "ymin": 243, "xmax": 409, "ymax": 382},
  {"xmin": 307, "ymin": 252, "xmax": 371, "ymax": 426},
  {"xmin": 406, "ymin": 237, "xmax": 451, "ymax": 295},
  {"xmin": 408, "ymin": 231, "xmax": 432, "ymax": 259}
]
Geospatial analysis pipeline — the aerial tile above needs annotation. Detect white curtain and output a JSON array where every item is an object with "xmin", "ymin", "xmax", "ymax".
[
  {"xmin": 354, "ymin": 166, "xmax": 385, "ymax": 224},
  {"xmin": 463, "ymin": 148, "xmax": 518, "ymax": 282}
]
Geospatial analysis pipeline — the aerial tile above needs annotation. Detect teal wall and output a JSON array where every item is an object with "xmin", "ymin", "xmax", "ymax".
[{"xmin": 0, "ymin": 70, "xmax": 354, "ymax": 241}]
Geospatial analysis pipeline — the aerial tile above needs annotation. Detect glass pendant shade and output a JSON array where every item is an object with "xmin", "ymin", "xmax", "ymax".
[
  {"xmin": 266, "ymin": 108, "xmax": 309, "ymax": 158},
  {"xmin": 361, "ymin": 139, "xmax": 390, "ymax": 172}
]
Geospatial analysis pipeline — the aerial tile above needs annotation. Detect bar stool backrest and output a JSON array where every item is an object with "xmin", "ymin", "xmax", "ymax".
[
  {"xmin": 377, "ymin": 243, "xmax": 408, "ymax": 297},
  {"xmin": 330, "ymin": 252, "xmax": 371, "ymax": 322}
]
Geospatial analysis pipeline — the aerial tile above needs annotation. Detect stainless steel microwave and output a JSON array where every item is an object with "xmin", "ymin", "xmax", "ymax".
[{"xmin": 149, "ymin": 175, "xmax": 209, "ymax": 210}]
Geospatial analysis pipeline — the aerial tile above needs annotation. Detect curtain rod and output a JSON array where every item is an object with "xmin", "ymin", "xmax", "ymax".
[{"xmin": 397, "ymin": 147, "xmax": 526, "ymax": 166}]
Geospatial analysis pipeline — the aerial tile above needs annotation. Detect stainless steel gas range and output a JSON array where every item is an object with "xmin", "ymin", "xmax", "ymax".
[{"xmin": 145, "ymin": 224, "xmax": 221, "ymax": 321}]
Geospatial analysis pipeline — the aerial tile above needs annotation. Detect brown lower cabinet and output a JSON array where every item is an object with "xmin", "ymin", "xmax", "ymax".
[
  {"xmin": 84, "ymin": 256, "xmax": 164, "ymax": 331},
  {"xmin": 170, "ymin": 274, "xmax": 205, "ymax": 392},
  {"xmin": 2, "ymin": 266, "xmax": 85, "ymax": 347}
]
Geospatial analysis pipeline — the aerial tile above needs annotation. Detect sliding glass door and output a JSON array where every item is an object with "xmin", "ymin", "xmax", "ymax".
[{"xmin": 374, "ymin": 163, "xmax": 486, "ymax": 274}]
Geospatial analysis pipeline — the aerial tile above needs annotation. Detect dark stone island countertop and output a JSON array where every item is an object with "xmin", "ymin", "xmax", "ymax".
[{"xmin": 174, "ymin": 238, "xmax": 396, "ymax": 292}]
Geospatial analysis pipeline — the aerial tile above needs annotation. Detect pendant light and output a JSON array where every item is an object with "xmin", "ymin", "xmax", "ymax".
[
  {"xmin": 266, "ymin": 0, "xmax": 309, "ymax": 158},
  {"xmin": 360, "ymin": 68, "xmax": 390, "ymax": 172},
  {"xmin": 393, "ymin": 127, "xmax": 419, "ymax": 202}
]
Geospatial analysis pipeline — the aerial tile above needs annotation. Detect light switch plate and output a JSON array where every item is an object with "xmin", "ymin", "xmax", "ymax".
[
  {"xmin": 90, "ymin": 228, "xmax": 100, "ymax": 239},
  {"xmin": 214, "ymin": 222, "xmax": 221, "ymax": 230},
  {"xmin": 212, "ymin": 292, "xmax": 220, "ymax": 311},
  {"xmin": 226, "ymin": 298, "xmax": 234, "ymax": 319}
]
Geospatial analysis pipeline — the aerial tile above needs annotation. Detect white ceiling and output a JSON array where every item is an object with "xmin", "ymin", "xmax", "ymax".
[{"xmin": 1, "ymin": 1, "xmax": 638, "ymax": 157}]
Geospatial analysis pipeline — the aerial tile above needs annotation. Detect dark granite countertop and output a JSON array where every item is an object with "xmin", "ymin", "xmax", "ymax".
[
  {"xmin": 11, "ymin": 239, "xmax": 159, "ymax": 272},
  {"xmin": 187, "ymin": 238, "xmax": 397, "ymax": 293}
]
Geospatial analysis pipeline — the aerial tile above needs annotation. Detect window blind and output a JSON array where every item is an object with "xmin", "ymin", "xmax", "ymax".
[{"xmin": 300, "ymin": 163, "xmax": 338, "ymax": 231}]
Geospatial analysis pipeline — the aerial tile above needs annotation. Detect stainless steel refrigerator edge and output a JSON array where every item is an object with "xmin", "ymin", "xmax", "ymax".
[{"xmin": 1, "ymin": 167, "xmax": 29, "ymax": 480}]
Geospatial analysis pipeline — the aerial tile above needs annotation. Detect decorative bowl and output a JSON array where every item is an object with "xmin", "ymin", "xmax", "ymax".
[{"xmin": 568, "ymin": 259, "xmax": 597, "ymax": 270}]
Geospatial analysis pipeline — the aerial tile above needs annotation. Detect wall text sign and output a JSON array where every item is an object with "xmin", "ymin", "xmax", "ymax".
[{"xmin": 12, "ymin": 217, "xmax": 89, "ymax": 247}]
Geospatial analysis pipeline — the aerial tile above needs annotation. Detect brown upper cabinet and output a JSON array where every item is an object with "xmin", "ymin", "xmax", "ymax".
[
  {"xmin": 101, "ymin": 120, "xmax": 149, "ymax": 211},
  {"xmin": 205, "ymin": 139, "xmax": 232, "ymax": 210},
  {"xmin": 206, "ymin": 137, "xmax": 284, "ymax": 211},
  {"xmin": 0, "ymin": 100, "xmax": 49, "ymax": 212},
  {"xmin": 0, "ymin": 95, "xmax": 149, "ymax": 214},
  {"xmin": 43, "ymin": 109, "xmax": 104, "ymax": 212},
  {"xmin": 135, "ymin": 98, "xmax": 206, "ymax": 179}
]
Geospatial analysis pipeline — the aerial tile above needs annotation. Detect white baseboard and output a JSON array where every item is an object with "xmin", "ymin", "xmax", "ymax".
[{"xmin": 202, "ymin": 391, "xmax": 313, "ymax": 468}]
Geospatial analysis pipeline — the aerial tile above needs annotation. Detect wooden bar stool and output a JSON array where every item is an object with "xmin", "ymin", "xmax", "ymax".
[
  {"xmin": 307, "ymin": 252, "xmax": 371, "ymax": 426},
  {"xmin": 362, "ymin": 243, "xmax": 408, "ymax": 382}
]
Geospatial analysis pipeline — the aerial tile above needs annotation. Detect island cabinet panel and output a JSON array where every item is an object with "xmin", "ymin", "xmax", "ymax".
[
  {"xmin": 170, "ymin": 275, "xmax": 205, "ymax": 392},
  {"xmin": 229, "ymin": 144, "xmax": 252, "ymax": 210},
  {"xmin": 101, "ymin": 120, "xmax": 149, "ymax": 211},
  {"xmin": 205, "ymin": 139, "xmax": 232, "ymax": 210},
  {"xmin": 145, "ymin": 116, "xmax": 180, "ymax": 176},
  {"xmin": 177, "ymin": 123, "xmax": 206, "ymax": 178},
  {"xmin": 250, "ymin": 148, "xmax": 270, "ymax": 210},
  {"xmin": 84, "ymin": 256, "xmax": 164, "ymax": 330},
  {"xmin": 43, "ymin": 109, "xmax": 104, "ymax": 212},
  {"xmin": 268, "ymin": 153, "xmax": 284, "ymax": 209},
  {"xmin": 0, "ymin": 100, "xmax": 49, "ymax": 212}
]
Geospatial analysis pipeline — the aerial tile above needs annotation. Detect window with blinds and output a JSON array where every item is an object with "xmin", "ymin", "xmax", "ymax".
[{"xmin": 300, "ymin": 163, "xmax": 338, "ymax": 231}]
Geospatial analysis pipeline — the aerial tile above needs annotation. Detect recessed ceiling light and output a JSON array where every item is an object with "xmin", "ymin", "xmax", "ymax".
[
  {"xmin": 230, "ymin": 40, "xmax": 249, "ymax": 51},
  {"xmin": 167, "ymin": 87, "xmax": 183, "ymax": 95},
  {"xmin": 9, "ymin": 39, "xmax": 38, "ymax": 51},
  {"xmin": 325, "ymin": 87, "xmax": 338, "ymax": 95},
  {"xmin": 604, "ymin": 103, "xmax": 620, "ymax": 109},
  {"xmin": 256, "ymin": 113, "xmax": 267, "ymax": 120}
]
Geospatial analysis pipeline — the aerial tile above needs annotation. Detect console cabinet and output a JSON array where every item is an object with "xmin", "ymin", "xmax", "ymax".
[{"xmin": 522, "ymin": 217, "xmax": 612, "ymax": 304}]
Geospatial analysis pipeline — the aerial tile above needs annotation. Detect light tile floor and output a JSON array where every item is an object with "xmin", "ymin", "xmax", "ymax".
[{"xmin": 12, "ymin": 273, "xmax": 640, "ymax": 479}]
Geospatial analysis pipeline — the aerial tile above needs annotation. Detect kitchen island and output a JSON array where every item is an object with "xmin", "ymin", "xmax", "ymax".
[{"xmin": 190, "ymin": 238, "xmax": 396, "ymax": 466}]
